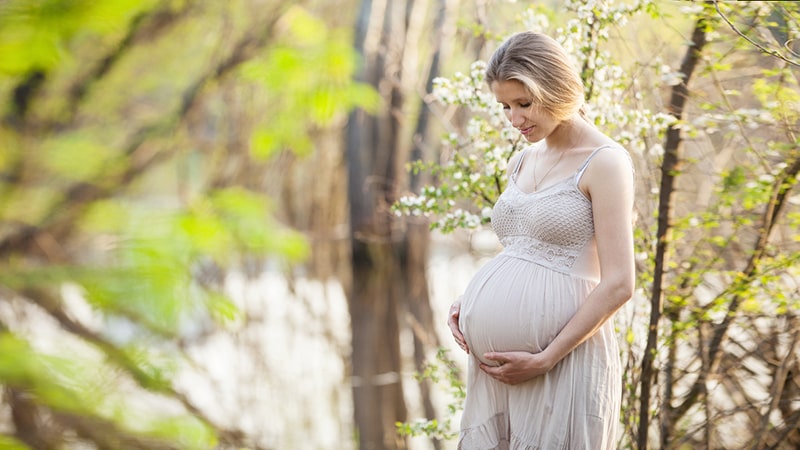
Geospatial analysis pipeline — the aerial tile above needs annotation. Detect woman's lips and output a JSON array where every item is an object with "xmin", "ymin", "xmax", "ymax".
[{"xmin": 519, "ymin": 125, "xmax": 534, "ymax": 135}]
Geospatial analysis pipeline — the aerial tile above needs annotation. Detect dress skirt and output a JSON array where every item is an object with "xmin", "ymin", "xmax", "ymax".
[{"xmin": 458, "ymin": 253, "xmax": 621, "ymax": 450}]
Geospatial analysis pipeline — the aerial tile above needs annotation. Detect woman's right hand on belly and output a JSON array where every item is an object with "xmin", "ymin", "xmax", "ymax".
[{"xmin": 448, "ymin": 298, "xmax": 469, "ymax": 354}]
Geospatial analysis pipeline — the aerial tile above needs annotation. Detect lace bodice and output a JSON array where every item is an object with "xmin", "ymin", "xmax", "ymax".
[{"xmin": 490, "ymin": 146, "xmax": 611, "ymax": 275}]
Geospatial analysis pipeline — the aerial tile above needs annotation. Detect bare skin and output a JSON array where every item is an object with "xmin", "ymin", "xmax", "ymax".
[{"xmin": 447, "ymin": 79, "xmax": 635, "ymax": 385}]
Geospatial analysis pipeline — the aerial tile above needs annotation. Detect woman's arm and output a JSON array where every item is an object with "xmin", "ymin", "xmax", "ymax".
[{"xmin": 481, "ymin": 146, "xmax": 635, "ymax": 385}]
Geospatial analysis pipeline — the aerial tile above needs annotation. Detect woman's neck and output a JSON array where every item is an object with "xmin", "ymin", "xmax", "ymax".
[{"xmin": 545, "ymin": 115, "xmax": 587, "ymax": 152}]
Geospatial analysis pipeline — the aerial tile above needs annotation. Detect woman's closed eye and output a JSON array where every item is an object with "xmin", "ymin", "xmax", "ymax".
[{"xmin": 501, "ymin": 102, "xmax": 531, "ymax": 110}]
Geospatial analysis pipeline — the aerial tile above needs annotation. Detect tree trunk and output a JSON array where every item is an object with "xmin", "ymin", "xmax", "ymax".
[
  {"xmin": 348, "ymin": 238, "xmax": 407, "ymax": 450},
  {"xmin": 403, "ymin": 0, "xmax": 457, "ymax": 448},
  {"xmin": 345, "ymin": 0, "xmax": 451, "ymax": 446},
  {"xmin": 637, "ymin": 17, "xmax": 708, "ymax": 449},
  {"xmin": 346, "ymin": 0, "xmax": 406, "ymax": 447}
]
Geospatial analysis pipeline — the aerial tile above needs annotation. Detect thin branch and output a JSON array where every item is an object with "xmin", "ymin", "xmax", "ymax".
[
  {"xmin": 753, "ymin": 325, "xmax": 799, "ymax": 450},
  {"xmin": 0, "ymin": 9, "xmax": 286, "ymax": 260},
  {"xmin": 713, "ymin": 0, "xmax": 800, "ymax": 68},
  {"xmin": 708, "ymin": 67, "xmax": 770, "ymax": 172},
  {"xmin": 65, "ymin": 6, "xmax": 191, "ymax": 123},
  {"xmin": 765, "ymin": 399, "xmax": 800, "ymax": 448},
  {"xmin": 637, "ymin": 15, "xmax": 709, "ymax": 448},
  {"xmin": 19, "ymin": 287, "xmax": 247, "ymax": 446},
  {"xmin": 672, "ymin": 152, "xmax": 800, "ymax": 424},
  {"xmin": 785, "ymin": 38, "xmax": 800, "ymax": 58}
]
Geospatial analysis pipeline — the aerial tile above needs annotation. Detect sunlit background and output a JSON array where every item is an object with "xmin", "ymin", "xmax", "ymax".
[{"xmin": 1, "ymin": 1, "xmax": 799, "ymax": 449}]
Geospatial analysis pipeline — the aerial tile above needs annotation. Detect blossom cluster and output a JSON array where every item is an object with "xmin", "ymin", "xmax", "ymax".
[
  {"xmin": 395, "ymin": 59, "xmax": 523, "ymax": 232},
  {"xmin": 395, "ymin": 2, "xmax": 676, "ymax": 231}
]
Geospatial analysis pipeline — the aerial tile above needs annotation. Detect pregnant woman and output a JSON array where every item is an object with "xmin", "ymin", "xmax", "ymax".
[{"xmin": 447, "ymin": 32, "xmax": 635, "ymax": 449}]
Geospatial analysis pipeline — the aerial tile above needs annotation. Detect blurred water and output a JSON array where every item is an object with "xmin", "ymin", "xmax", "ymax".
[{"xmin": 176, "ymin": 233, "xmax": 489, "ymax": 449}]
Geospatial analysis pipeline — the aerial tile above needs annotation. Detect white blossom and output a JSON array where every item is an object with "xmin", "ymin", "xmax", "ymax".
[
  {"xmin": 649, "ymin": 144, "xmax": 665, "ymax": 157},
  {"xmin": 662, "ymin": 71, "xmax": 684, "ymax": 86},
  {"xmin": 759, "ymin": 174, "xmax": 775, "ymax": 183},
  {"xmin": 679, "ymin": 3, "xmax": 704, "ymax": 14},
  {"xmin": 521, "ymin": 9, "xmax": 550, "ymax": 33}
]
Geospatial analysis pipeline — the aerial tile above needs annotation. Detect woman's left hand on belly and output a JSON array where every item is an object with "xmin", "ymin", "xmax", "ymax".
[
  {"xmin": 480, "ymin": 350, "xmax": 556, "ymax": 385},
  {"xmin": 448, "ymin": 298, "xmax": 469, "ymax": 354}
]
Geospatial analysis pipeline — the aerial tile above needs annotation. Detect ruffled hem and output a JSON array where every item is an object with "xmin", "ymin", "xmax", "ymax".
[
  {"xmin": 459, "ymin": 414, "xmax": 614, "ymax": 450},
  {"xmin": 458, "ymin": 431, "xmax": 556, "ymax": 450},
  {"xmin": 458, "ymin": 413, "xmax": 570, "ymax": 450},
  {"xmin": 458, "ymin": 413, "xmax": 508, "ymax": 450},
  {"xmin": 509, "ymin": 434, "xmax": 547, "ymax": 450}
]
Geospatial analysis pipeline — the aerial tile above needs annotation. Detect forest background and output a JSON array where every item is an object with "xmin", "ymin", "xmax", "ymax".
[{"xmin": 0, "ymin": 0, "xmax": 798, "ymax": 449}]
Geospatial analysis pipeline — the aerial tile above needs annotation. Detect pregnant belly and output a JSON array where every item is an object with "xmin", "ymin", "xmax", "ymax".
[{"xmin": 458, "ymin": 256, "xmax": 585, "ymax": 366}]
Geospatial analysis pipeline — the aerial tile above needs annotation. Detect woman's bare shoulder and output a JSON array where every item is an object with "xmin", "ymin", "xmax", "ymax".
[
  {"xmin": 579, "ymin": 127, "xmax": 630, "ymax": 166},
  {"xmin": 594, "ymin": 143, "xmax": 633, "ymax": 170},
  {"xmin": 582, "ymin": 144, "xmax": 634, "ymax": 192}
]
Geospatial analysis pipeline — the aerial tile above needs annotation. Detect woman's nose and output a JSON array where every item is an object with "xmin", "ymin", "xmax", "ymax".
[{"xmin": 510, "ymin": 109, "xmax": 525, "ymax": 127}]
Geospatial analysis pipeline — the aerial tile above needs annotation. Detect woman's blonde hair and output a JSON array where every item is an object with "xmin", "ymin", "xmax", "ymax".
[{"xmin": 486, "ymin": 32, "xmax": 585, "ymax": 121}]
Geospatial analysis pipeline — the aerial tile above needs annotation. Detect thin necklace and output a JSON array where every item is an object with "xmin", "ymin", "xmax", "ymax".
[
  {"xmin": 532, "ymin": 119, "xmax": 587, "ymax": 190},
  {"xmin": 531, "ymin": 149, "xmax": 565, "ymax": 191}
]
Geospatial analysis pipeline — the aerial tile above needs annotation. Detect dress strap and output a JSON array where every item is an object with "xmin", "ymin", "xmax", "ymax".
[
  {"xmin": 576, "ymin": 144, "xmax": 615, "ymax": 182},
  {"xmin": 511, "ymin": 148, "xmax": 529, "ymax": 180}
]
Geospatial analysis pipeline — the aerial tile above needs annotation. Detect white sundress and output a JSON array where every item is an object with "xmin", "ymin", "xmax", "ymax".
[{"xmin": 458, "ymin": 145, "xmax": 625, "ymax": 450}]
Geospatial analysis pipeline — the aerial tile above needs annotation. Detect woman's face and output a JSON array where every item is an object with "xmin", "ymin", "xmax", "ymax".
[{"xmin": 491, "ymin": 79, "xmax": 559, "ymax": 143}]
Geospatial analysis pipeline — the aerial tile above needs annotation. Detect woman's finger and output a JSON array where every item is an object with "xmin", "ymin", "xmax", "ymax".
[{"xmin": 447, "ymin": 301, "xmax": 469, "ymax": 353}]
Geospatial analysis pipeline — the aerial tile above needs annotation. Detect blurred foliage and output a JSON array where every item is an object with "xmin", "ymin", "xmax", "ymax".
[
  {"xmin": 0, "ymin": 0, "xmax": 374, "ymax": 448},
  {"xmin": 0, "ymin": 0, "xmax": 796, "ymax": 448},
  {"xmin": 242, "ymin": 6, "xmax": 380, "ymax": 159},
  {"xmin": 0, "ymin": 0, "xmax": 160, "ymax": 75}
]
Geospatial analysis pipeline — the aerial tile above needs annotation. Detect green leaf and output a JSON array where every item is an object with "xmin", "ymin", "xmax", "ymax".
[
  {"xmin": 0, "ymin": 434, "xmax": 30, "ymax": 450},
  {"xmin": 205, "ymin": 292, "xmax": 242, "ymax": 326},
  {"xmin": 0, "ymin": 185, "xmax": 63, "ymax": 225},
  {"xmin": 78, "ymin": 199, "xmax": 131, "ymax": 233},
  {"xmin": 38, "ymin": 132, "xmax": 117, "ymax": 182},
  {"xmin": 0, "ymin": 0, "xmax": 159, "ymax": 75},
  {"xmin": 250, "ymin": 129, "xmax": 280, "ymax": 160}
]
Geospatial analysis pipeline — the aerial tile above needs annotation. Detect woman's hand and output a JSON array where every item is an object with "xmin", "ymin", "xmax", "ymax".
[
  {"xmin": 447, "ymin": 299, "xmax": 469, "ymax": 354},
  {"xmin": 480, "ymin": 350, "xmax": 555, "ymax": 385}
]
